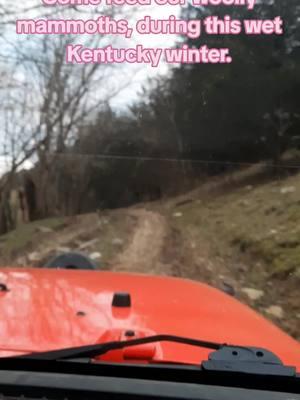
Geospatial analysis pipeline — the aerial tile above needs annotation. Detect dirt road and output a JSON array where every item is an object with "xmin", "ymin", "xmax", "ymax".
[{"xmin": 112, "ymin": 209, "xmax": 173, "ymax": 275}]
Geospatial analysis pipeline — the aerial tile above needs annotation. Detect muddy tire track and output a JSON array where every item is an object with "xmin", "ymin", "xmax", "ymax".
[{"xmin": 112, "ymin": 209, "xmax": 173, "ymax": 275}]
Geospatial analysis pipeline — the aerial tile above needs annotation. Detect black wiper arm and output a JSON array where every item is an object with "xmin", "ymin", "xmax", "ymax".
[
  {"xmin": 18, "ymin": 334, "xmax": 224, "ymax": 361},
  {"xmin": 14, "ymin": 334, "xmax": 297, "ymax": 379}
]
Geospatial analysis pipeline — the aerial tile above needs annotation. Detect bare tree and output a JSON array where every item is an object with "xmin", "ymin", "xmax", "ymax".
[{"xmin": 0, "ymin": 0, "xmax": 135, "ymax": 230}]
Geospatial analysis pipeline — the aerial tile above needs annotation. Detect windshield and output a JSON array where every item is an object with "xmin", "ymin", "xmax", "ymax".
[{"xmin": 0, "ymin": 0, "xmax": 299, "ymax": 365}]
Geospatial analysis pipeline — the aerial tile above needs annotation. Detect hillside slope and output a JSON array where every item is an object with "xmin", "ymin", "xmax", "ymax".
[
  {"xmin": 0, "ymin": 163, "xmax": 300, "ymax": 339},
  {"xmin": 161, "ymin": 165, "xmax": 300, "ymax": 339}
]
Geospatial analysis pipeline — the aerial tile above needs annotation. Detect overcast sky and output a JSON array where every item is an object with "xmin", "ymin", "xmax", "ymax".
[
  {"xmin": 101, "ymin": 3, "xmax": 181, "ymax": 108},
  {"xmin": 0, "ymin": 0, "xmax": 182, "ymax": 175}
]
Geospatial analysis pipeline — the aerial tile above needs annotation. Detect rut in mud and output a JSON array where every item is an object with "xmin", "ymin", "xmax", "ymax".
[
  {"xmin": 110, "ymin": 208, "xmax": 186, "ymax": 278},
  {"xmin": 112, "ymin": 209, "xmax": 168, "ymax": 274}
]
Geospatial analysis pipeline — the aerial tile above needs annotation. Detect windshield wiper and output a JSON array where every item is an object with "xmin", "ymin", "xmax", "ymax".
[
  {"xmin": 15, "ymin": 334, "xmax": 297, "ymax": 378},
  {"xmin": 18, "ymin": 334, "xmax": 223, "ymax": 361}
]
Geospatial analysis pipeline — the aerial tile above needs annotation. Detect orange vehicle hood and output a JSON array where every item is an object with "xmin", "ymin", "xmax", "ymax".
[{"xmin": 0, "ymin": 268, "xmax": 299, "ymax": 370}]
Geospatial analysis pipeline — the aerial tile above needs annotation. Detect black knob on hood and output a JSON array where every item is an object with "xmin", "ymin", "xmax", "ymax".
[{"xmin": 112, "ymin": 292, "xmax": 131, "ymax": 308}]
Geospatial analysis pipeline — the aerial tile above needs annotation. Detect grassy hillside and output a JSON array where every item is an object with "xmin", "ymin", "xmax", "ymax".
[
  {"xmin": 169, "ymin": 169, "xmax": 300, "ymax": 279},
  {"xmin": 0, "ymin": 211, "xmax": 137, "ymax": 268},
  {"xmin": 163, "ymin": 163, "xmax": 300, "ymax": 338}
]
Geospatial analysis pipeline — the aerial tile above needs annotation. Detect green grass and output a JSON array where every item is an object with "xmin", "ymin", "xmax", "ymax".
[
  {"xmin": 0, "ymin": 209, "xmax": 136, "ymax": 267},
  {"xmin": 169, "ymin": 170, "xmax": 300, "ymax": 278},
  {"xmin": 0, "ymin": 217, "xmax": 66, "ymax": 259}
]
